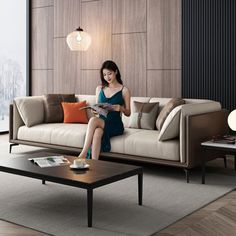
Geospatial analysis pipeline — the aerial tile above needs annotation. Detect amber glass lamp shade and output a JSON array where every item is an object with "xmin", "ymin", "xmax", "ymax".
[{"xmin": 66, "ymin": 27, "xmax": 91, "ymax": 51}]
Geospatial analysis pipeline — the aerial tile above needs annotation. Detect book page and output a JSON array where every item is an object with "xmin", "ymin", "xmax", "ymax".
[{"xmin": 80, "ymin": 103, "xmax": 113, "ymax": 117}]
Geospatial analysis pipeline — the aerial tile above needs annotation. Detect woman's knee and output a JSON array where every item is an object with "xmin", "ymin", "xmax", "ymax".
[
  {"xmin": 88, "ymin": 117, "xmax": 97, "ymax": 124},
  {"xmin": 88, "ymin": 117, "xmax": 104, "ymax": 129},
  {"xmin": 93, "ymin": 128, "xmax": 104, "ymax": 139}
]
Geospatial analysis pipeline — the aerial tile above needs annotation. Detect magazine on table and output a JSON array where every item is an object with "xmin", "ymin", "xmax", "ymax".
[
  {"xmin": 211, "ymin": 135, "xmax": 236, "ymax": 144},
  {"xmin": 80, "ymin": 103, "xmax": 113, "ymax": 117},
  {"xmin": 28, "ymin": 156, "xmax": 70, "ymax": 168}
]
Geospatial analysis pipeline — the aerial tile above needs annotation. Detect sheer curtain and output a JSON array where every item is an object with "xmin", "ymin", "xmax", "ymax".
[{"xmin": 0, "ymin": 0, "xmax": 28, "ymax": 132}]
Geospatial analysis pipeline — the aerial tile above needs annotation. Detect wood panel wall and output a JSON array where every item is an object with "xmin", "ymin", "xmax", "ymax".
[{"xmin": 31, "ymin": 0, "xmax": 181, "ymax": 97}]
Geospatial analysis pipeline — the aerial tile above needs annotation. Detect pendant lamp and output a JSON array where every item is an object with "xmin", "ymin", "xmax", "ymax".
[{"xmin": 66, "ymin": 27, "xmax": 91, "ymax": 51}]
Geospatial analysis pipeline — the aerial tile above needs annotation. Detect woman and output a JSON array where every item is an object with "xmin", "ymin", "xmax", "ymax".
[{"xmin": 78, "ymin": 60, "xmax": 131, "ymax": 159}]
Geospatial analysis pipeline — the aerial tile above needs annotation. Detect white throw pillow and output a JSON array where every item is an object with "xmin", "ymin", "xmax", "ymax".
[
  {"xmin": 158, "ymin": 105, "xmax": 182, "ymax": 141},
  {"xmin": 14, "ymin": 96, "xmax": 44, "ymax": 127}
]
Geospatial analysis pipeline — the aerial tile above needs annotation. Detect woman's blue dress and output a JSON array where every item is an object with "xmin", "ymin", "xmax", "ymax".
[{"xmin": 97, "ymin": 87, "xmax": 125, "ymax": 152}]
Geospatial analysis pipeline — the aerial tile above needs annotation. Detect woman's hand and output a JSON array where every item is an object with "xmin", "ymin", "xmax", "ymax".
[{"xmin": 91, "ymin": 109, "xmax": 99, "ymax": 116}]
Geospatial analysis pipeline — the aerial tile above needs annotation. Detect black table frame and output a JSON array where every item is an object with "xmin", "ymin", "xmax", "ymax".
[
  {"xmin": 201, "ymin": 142, "xmax": 236, "ymax": 184},
  {"xmin": 0, "ymin": 158, "xmax": 143, "ymax": 227},
  {"xmin": 86, "ymin": 170, "xmax": 143, "ymax": 227}
]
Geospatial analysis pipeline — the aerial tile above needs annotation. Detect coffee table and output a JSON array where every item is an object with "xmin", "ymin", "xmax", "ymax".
[{"xmin": 0, "ymin": 156, "xmax": 143, "ymax": 227}]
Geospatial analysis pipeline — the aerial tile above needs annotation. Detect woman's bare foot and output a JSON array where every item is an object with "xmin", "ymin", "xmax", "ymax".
[{"xmin": 78, "ymin": 154, "xmax": 86, "ymax": 159}]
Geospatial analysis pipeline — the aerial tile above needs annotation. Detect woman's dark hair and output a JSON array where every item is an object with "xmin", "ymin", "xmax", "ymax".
[{"xmin": 100, "ymin": 60, "xmax": 123, "ymax": 86}]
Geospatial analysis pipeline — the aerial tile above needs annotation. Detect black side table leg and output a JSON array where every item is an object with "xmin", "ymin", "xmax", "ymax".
[
  {"xmin": 42, "ymin": 180, "xmax": 46, "ymax": 185},
  {"xmin": 87, "ymin": 189, "xmax": 93, "ymax": 227},
  {"xmin": 223, "ymin": 156, "xmax": 227, "ymax": 168},
  {"xmin": 234, "ymin": 155, "xmax": 236, "ymax": 170},
  {"xmin": 202, "ymin": 156, "xmax": 206, "ymax": 184},
  {"xmin": 138, "ymin": 172, "xmax": 143, "ymax": 205}
]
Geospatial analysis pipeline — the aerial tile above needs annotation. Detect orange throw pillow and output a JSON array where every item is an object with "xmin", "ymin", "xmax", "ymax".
[{"xmin": 61, "ymin": 101, "xmax": 88, "ymax": 123}]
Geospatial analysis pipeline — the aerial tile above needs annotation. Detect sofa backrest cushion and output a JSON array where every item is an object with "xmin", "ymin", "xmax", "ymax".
[
  {"xmin": 14, "ymin": 96, "xmax": 44, "ymax": 127},
  {"xmin": 44, "ymin": 94, "xmax": 76, "ymax": 123},
  {"xmin": 158, "ymin": 105, "xmax": 183, "ymax": 141},
  {"xmin": 122, "ymin": 97, "xmax": 151, "ymax": 128},
  {"xmin": 128, "ymin": 101, "xmax": 159, "ymax": 130},
  {"xmin": 156, "ymin": 98, "xmax": 185, "ymax": 130},
  {"xmin": 61, "ymin": 101, "xmax": 88, "ymax": 123}
]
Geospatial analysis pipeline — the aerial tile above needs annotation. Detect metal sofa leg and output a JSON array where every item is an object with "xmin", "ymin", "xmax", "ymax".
[
  {"xmin": 9, "ymin": 143, "xmax": 19, "ymax": 153},
  {"xmin": 184, "ymin": 168, "xmax": 190, "ymax": 183}
]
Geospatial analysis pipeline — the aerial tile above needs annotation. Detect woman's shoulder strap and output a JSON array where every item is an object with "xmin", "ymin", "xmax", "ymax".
[{"xmin": 121, "ymin": 86, "xmax": 130, "ymax": 96}]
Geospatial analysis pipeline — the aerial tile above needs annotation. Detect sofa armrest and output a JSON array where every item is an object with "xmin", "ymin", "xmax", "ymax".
[
  {"xmin": 185, "ymin": 109, "xmax": 229, "ymax": 168},
  {"xmin": 179, "ymin": 101, "xmax": 222, "ymax": 163},
  {"xmin": 9, "ymin": 102, "xmax": 24, "ymax": 141}
]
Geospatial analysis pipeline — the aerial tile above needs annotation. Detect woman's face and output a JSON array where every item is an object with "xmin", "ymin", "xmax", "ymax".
[{"xmin": 103, "ymin": 69, "xmax": 116, "ymax": 84}]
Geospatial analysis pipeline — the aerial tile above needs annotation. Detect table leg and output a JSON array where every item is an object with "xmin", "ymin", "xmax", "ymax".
[
  {"xmin": 234, "ymin": 155, "xmax": 236, "ymax": 170},
  {"xmin": 202, "ymin": 155, "xmax": 206, "ymax": 184},
  {"xmin": 87, "ymin": 189, "xmax": 93, "ymax": 227},
  {"xmin": 223, "ymin": 156, "xmax": 227, "ymax": 168},
  {"xmin": 138, "ymin": 172, "xmax": 143, "ymax": 205}
]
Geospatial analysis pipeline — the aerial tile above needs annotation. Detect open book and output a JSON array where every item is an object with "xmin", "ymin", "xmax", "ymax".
[
  {"xmin": 80, "ymin": 103, "xmax": 113, "ymax": 117},
  {"xmin": 28, "ymin": 156, "xmax": 70, "ymax": 168}
]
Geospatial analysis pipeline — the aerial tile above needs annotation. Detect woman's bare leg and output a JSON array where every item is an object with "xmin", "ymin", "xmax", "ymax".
[
  {"xmin": 78, "ymin": 117, "xmax": 104, "ymax": 158},
  {"xmin": 91, "ymin": 128, "xmax": 104, "ymax": 160}
]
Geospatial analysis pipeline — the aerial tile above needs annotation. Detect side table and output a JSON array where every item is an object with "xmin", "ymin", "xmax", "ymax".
[{"xmin": 201, "ymin": 141, "xmax": 236, "ymax": 184}]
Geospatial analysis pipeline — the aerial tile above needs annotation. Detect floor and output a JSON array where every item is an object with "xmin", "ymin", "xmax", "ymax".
[
  {"xmin": 1, "ymin": 133, "xmax": 236, "ymax": 236},
  {"xmin": 154, "ymin": 190, "xmax": 236, "ymax": 236}
]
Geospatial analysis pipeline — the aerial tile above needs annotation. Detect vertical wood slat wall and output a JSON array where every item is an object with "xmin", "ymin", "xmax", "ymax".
[
  {"xmin": 182, "ymin": 0, "xmax": 236, "ymax": 111},
  {"xmin": 31, "ymin": 0, "xmax": 181, "ymax": 97},
  {"xmin": 31, "ymin": 4, "xmax": 54, "ymax": 95}
]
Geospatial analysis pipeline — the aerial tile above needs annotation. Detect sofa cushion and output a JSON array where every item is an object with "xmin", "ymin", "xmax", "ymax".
[
  {"xmin": 110, "ymin": 128, "xmax": 142, "ymax": 153},
  {"xmin": 156, "ymin": 98, "xmax": 185, "ymax": 130},
  {"xmin": 129, "ymin": 101, "xmax": 159, "ymax": 130},
  {"xmin": 18, "ymin": 123, "xmax": 88, "ymax": 148},
  {"xmin": 44, "ymin": 94, "xmax": 76, "ymax": 123},
  {"xmin": 158, "ymin": 105, "xmax": 182, "ymax": 141},
  {"xmin": 119, "ymin": 128, "xmax": 180, "ymax": 161},
  {"xmin": 14, "ymin": 96, "xmax": 44, "ymax": 127},
  {"xmin": 61, "ymin": 101, "xmax": 88, "ymax": 124}
]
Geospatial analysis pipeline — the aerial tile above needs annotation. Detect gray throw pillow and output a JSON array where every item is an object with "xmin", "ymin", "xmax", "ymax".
[
  {"xmin": 14, "ymin": 96, "xmax": 44, "ymax": 127},
  {"xmin": 44, "ymin": 94, "xmax": 76, "ymax": 123},
  {"xmin": 156, "ymin": 98, "xmax": 185, "ymax": 130},
  {"xmin": 129, "ymin": 101, "xmax": 159, "ymax": 130}
]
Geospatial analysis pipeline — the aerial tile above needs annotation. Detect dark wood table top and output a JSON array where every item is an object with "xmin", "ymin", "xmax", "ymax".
[{"xmin": 0, "ymin": 156, "xmax": 142, "ymax": 189}]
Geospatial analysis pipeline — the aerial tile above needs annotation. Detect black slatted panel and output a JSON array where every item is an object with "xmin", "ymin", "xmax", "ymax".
[{"xmin": 182, "ymin": 0, "xmax": 236, "ymax": 111}]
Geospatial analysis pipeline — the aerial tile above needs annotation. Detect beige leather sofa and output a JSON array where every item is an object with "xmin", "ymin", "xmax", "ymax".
[{"xmin": 9, "ymin": 95, "xmax": 228, "ymax": 182}]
